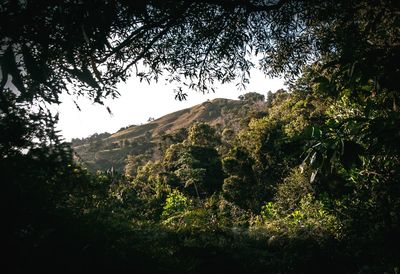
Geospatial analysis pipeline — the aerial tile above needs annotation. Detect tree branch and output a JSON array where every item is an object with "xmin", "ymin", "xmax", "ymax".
[
  {"xmin": 194, "ymin": 0, "xmax": 288, "ymax": 12},
  {"xmin": 107, "ymin": 19, "xmax": 177, "ymax": 81},
  {"xmin": 98, "ymin": 20, "xmax": 167, "ymax": 63}
]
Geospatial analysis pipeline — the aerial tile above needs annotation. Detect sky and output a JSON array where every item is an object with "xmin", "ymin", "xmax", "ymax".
[{"xmin": 55, "ymin": 69, "xmax": 286, "ymax": 141}]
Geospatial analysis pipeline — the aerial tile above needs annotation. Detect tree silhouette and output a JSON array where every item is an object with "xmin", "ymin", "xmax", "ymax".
[{"xmin": 1, "ymin": 0, "xmax": 397, "ymax": 106}]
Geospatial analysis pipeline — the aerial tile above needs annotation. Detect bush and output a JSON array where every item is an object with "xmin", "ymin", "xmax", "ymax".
[
  {"xmin": 161, "ymin": 189, "xmax": 191, "ymax": 220},
  {"xmin": 257, "ymin": 195, "xmax": 343, "ymax": 241},
  {"xmin": 274, "ymin": 166, "xmax": 314, "ymax": 214}
]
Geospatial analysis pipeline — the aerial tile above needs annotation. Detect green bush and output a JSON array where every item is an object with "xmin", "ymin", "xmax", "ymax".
[
  {"xmin": 274, "ymin": 166, "xmax": 314, "ymax": 214},
  {"xmin": 257, "ymin": 194, "xmax": 343, "ymax": 241},
  {"xmin": 161, "ymin": 189, "xmax": 191, "ymax": 220},
  {"xmin": 260, "ymin": 202, "xmax": 277, "ymax": 221}
]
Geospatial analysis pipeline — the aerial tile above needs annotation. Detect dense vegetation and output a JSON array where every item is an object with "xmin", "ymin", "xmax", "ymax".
[
  {"xmin": 70, "ymin": 94, "xmax": 266, "ymax": 172},
  {"xmin": 1, "ymin": 0, "xmax": 399, "ymax": 273}
]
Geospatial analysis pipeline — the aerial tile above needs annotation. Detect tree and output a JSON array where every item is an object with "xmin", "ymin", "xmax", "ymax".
[
  {"xmin": 187, "ymin": 122, "xmax": 219, "ymax": 147},
  {"xmin": 222, "ymin": 147, "xmax": 261, "ymax": 210},
  {"xmin": 162, "ymin": 124, "xmax": 224, "ymax": 197},
  {"xmin": 2, "ymin": 0, "xmax": 398, "ymax": 107},
  {"xmin": 124, "ymin": 154, "xmax": 149, "ymax": 177},
  {"xmin": 2, "ymin": 1, "xmax": 398, "ymax": 163},
  {"xmin": 240, "ymin": 92, "xmax": 265, "ymax": 103},
  {"xmin": 163, "ymin": 143, "xmax": 224, "ymax": 197},
  {"xmin": 266, "ymin": 91, "xmax": 274, "ymax": 107}
]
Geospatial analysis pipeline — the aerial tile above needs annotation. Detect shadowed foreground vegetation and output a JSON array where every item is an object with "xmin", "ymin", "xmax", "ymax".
[{"xmin": 4, "ymin": 88, "xmax": 400, "ymax": 273}]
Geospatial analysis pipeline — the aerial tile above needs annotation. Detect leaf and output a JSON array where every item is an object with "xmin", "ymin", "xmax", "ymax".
[
  {"xmin": 310, "ymin": 169, "xmax": 318, "ymax": 183},
  {"xmin": 22, "ymin": 44, "xmax": 47, "ymax": 83},
  {"xmin": 310, "ymin": 151, "xmax": 317, "ymax": 166},
  {"xmin": 63, "ymin": 65, "xmax": 100, "ymax": 90},
  {"xmin": 106, "ymin": 106, "xmax": 113, "ymax": 115},
  {"xmin": 349, "ymin": 61, "xmax": 357, "ymax": 78},
  {"xmin": 2, "ymin": 47, "xmax": 26, "ymax": 94}
]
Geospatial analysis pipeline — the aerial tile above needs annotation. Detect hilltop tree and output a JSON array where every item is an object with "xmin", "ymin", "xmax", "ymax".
[{"xmin": 238, "ymin": 92, "xmax": 265, "ymax": 103}]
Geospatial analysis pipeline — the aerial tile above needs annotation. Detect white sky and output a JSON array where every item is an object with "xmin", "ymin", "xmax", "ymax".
[{"xmin": 56, "ymin": 69, "xmax": 286, "ymax": 141}]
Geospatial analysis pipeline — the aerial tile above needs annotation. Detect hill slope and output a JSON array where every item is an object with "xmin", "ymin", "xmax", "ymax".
[{"xmin": 72, "ymin": 96, "xmax": 265, "ymax": 172}]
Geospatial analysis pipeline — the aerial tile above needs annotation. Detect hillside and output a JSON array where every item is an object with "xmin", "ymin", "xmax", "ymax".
[{"xmin": 72, "ymin": 95, "xmax": 266, "ymax": 172}]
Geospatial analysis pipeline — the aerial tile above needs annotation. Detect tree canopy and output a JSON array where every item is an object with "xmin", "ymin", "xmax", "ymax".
[{"xmin": 1, "ymin": 0, "xmax": 398, "ymax": 105}]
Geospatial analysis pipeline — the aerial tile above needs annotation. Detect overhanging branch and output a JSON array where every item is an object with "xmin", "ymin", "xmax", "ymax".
[{"xmin": 194, "ymin": 0, "xmax": 288, "ymax": 12}]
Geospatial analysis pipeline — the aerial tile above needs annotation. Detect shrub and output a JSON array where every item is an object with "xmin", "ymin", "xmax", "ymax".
[
  {"xmin": 260, "ymin": 202, "xmax": 277, "ymax": 221},
  {"xmin": 274, "ymin": 166, "xmax": 314, "ymax": 214},
  {"xmin": 259, "ymin": 194, "xmax": 343, "ymax": 241},
  {"xmin": 161, "ymin": 189, "xmax": 191, "ymax": 220}
]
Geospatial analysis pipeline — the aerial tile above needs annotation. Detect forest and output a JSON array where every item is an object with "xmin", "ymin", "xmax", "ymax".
[{"xmin": 1, "ymin": 1, "xmax": 399, "ymax": 273}]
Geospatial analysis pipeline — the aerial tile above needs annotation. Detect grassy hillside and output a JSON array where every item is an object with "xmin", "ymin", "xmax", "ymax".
[{"xmin": 72, "ymin": 96, "xmax": 264, "ymax": 172}]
